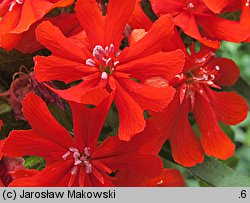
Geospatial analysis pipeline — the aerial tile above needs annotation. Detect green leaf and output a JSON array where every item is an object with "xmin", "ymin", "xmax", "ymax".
[
  {"xmin": 24, "ymin": 156, "xmax": 45, "ymax": 170},
  {"xmin": 188, "ymin": 157, "xmax": 250, "ymax": 186}
]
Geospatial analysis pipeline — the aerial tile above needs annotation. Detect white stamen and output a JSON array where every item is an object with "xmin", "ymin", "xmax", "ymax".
[
  {"xmin": 93, "ymin": 45, "xmax": 104, "ymax": 59},
  {"xmin": 113, "ymin": 61, "xmax": 120, "ymax": 66},
  {"xmin": 69, "ymin": 147, "xmax": 79, "ymax": 153},
  {"xmin": 16, "ymin": 0, "xmax": 23, "ymax": 4},
  {"xmin": 64, "ymin": 147, "xmax": 93, "ymax": 176},
  {"xmin": 86, "ymin": 59, "xmax": 96, "ymax": 67},
  {"xmin": 84, "ymin": 147, "xmax": 91, "ymax": 157},
  {"xmin": 106, "ymin": 57, "xmax": 112, "ymax": 65},
  {"xmin": 202, "ymin": 74, "xmax": 208, "ymax": 80},
  {"xmin": 74, "ymin": 160, "xmax": 82, "ymax": 166},
  {"xmin": 101, "ymin": 57, "xmax": 108, "ymax": 63},
  {"xmin": 116, "ymin": 50, "xmax": 121, "ymax": 57},
  {"xmin": 80, "ymin": 156, "xmax": 87, "ymax": 161},
  {"xmin": 246, "ymin": 0, "xmax": 250, "ymax": 6},
  {"xmin": 85, "ymin": 162, "xmax": 92, "ymax": 174},
  {"xmin": 175, "ymin": 73, "xmax": 184, "ymax": 79},
  {"xmin": 104, "ymin": 46, "xmax": 109, "ymax": 56},
  {"xmin": 210, "ymin": 74, "xmax": 215, "ymax": 80},
  {"xmin": 92, "ymin": 44, "xmax": 120, "ymax": 70},
  {"xmin": 187, "ymin": 2, "xmax": 195, "ymax": 8},
  {"xmin": 109, "ymin": 44, "xmax": 114, "ymax": 53},
  {"xmin": 197, "ymin": 57, "xmax": 206, "ymax": 63},
  {"xmin": 188, "ymin": 90, "xmax": 195, "ymax": 97},
  {"xmin": 9, "ymin": 0, "xmax": 23, "ymax": 11},
  {"xmin": 71, "ymin": 166, "xmax": 78, "ymax": 175},
  {"xmin": 215, "ymin": 65, "xmax": 220, "ymax": 71},
  {"xmin": 62, "ymin": 151, "xmax": 70, "ymax": 160},
  {"xmin": 101, "ymin": 72, "xmax": 108, "ymax": 80},
  {"xmin": 9, "ymin": 3, "xmax": 15, "ymax": 11},
  {"xmin": 73, "ymin": 151, "xmax": 80, "ymax": 159},
  {"xmin": 157, "ymin": 180, "xmax": 163, "ymax": 185}
]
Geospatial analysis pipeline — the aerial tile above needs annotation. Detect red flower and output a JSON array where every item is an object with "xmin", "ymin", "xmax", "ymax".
[
  {"xmin": 3, "ymin": 93, "xmax": 163, "ymax": 186},
  {"xmin": 0, "ymin": 0, "xmax": 73, "ymax": 50},
  {"xmin": 115, "ymin": 169, "xmax": 185, "ymax": 187},
  {"xmin": 241, "ymin": 0, "xmax": 250, "ymax": 41},
  {"xmin": 129, "ymin": 0, "xmax": 153, "ymax": 31},
  {"xmin": 13, "ymin": 13, "xmax": 82, "ymax": 53},
  {"xmin": 114, "ymin": 121, "xmax": 185, "ymax": 187},
  {"xmin": 150, "ymin": 42, "xmax": 248, "ymax": 167},
  {"xmin": 34, "ymin": 0, "xmax": 185, "ymax": 140},
  {"xmin": 150, "ymin": 0, "xmax": 250, "ymax": 48}
]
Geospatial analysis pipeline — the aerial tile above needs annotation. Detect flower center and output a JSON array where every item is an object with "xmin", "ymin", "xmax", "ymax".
[
  {"xmin": 186, "ymin": 64, "xmax": 220, "ymax": 86},
  {"xmin": 9, "ymin": 0, "xmax": 23, "ymax": 12},
  {"xmin": 62, "ymin": 147, "xmax": 92, "ymax": 175},
  {"xmin": 85, "ymin": 44, "xmax": 120, "ymax": 80}
]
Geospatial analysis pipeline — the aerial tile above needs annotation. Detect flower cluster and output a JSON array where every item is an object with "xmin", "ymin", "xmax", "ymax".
[{"xmin": 0, "ymin": 0, "xmax": 249, "ymax": 186}]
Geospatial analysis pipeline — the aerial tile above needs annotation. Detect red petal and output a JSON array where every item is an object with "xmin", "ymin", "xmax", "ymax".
[
  {"xmin": 193, "ymin": 93, "xmax": 235, "ymax": 160},
  {"xmin": 129, "ymin": 0, "xmax": 153, "ymax": 31},
  {"xmin": 119, "ymin": 15, "xmax": 176, "ymax": 62},
  {"xmin": 137, "ymin": 121, "xmax": 168, "ymax": 155},
  {"xmin": 93, "ymin": 121, "xmax": 163, "ymax": 158},
  {"xmin": 117, "ymin": 77, "xmax": 175, "ymax": 112},
  {"xmin": 0, "ymin": 33, "xmax": 21, "ymax": 51},
  {"xmin": 117, "ymin": 50, "xmax": 185, "ymax": 81},
  {"xmin": 103, "ymin": 153, "xmax": 163, "ymax": 177},
  {"xmin": 2, "ymin": 130, "xmax": 67, "ymax": 164},
  {"xmin": 10, "ymin": 169, "xmax": 39, "ymax": 180},
  {"xmin": 34, "ymin": 55, "xmax": 94, "ymax": 84},
  {"xmin": 140, "ymin": 168, "xmax": 185, "ymax": 187},
  {"xmin": 93, "ymin": 135, "xmax": 163, "ymax": 176},
  {"xmin": 75, "ymin": 0, "xmax": 105, "ymax": 47},
  {"xmin": 150, "ymin": 0, "xmax": 184, "ymax": 16},
  {"xmin": 47, "ymin": 75, "xmax": 109, "ymax": 106},
  {"xmin": 22, "ymin": 93, "xmax": 74, "ymax": 148},
  {"xmin": 152, "ymin": 91, "xmax": 204, "ymax": 167},
  {"xmin": 35, "ymin": 21, "xmax": 88, "ymax": 62},
  {"xmin": 15, "ymin": 13, "xmax": 82, "ymax": 54},
  {"xmin": 9, "ymin": 161, "xmax": 73, "ymax": 186},
  {"xmin": 202, "ymin": 0, "xmax": 234, "ymax": 13},
  {"xmin": 105, "ymin": 0, "xmax": 136, "ymax": 49},
  {"xmin": 0, "ymin": 6, "xmax": 21, "ymax": 36},
  {"xmin": 174, "ymin": 11, "xmax": 220, "ymax": 48},
  {"xmin": 195, "ymin": 13, "xmax": 250, "ymax": 42},
  {"xmin": 241, "ymin": 1, "xmax": 250, "ymax": 27},
  {"xmin": 213, "ymin": 58, "xmax": 240, "ymax": 86},
  {"xmin": 115, "ymin": 168, "xmax": 185, "ymax": 187},
  {"xmin": 114, "ymin": 81, "xmax": 145, "ymax": 141},
  {"xmin": 206, "ymin": 88, "xmax": 248, "ymax": 125},
  {"xmin": 69, "ymin": 92, "xmax": 114, "ymax": 150},
  {"xmin": 162, "ymin": 27, "xmax": 187, "ymax": 53},
  {"xmin": 12, "ymin": 0, "xmax": 73, "ymax": 33},
  {"xmin": 151, "ymin": 169, "xmax": 185, "ymax": 187}
]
